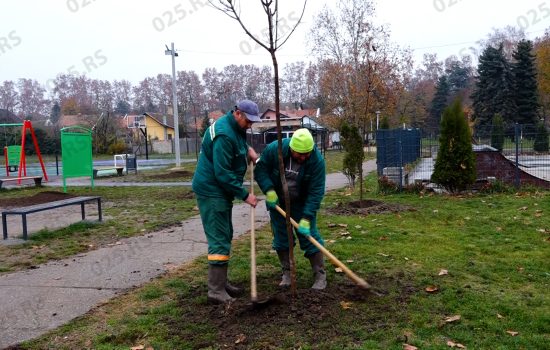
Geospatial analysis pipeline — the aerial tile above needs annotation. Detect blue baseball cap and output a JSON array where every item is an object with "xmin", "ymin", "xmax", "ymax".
[{"xmin": 236, "ymin": 100, "xmax": 261, "ymax": 122}]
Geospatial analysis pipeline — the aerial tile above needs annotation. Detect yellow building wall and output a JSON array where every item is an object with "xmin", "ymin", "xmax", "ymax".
[{"xmin": 145, "ymin": 116, "xmax": 175, "ymax": 141}]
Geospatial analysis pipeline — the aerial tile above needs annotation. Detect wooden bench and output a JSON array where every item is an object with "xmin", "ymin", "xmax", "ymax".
[
  {"xmin": 2, "ymin": 196, "xmax": 102, "ymax": 240},
  {"xmin": 93, "ymin": 166, "xmax": 124, "ymax": 178},
  {"xmin": 0, "ymin": 176, "xmax": 43, "ymax": 189}
]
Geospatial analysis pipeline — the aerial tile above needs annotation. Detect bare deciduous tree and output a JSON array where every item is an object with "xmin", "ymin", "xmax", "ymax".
[{"xmin": 208, "ymin": 0, "xmax": 308, "ymax": 294}]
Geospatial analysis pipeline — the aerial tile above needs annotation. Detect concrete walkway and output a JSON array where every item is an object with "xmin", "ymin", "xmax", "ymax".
[{"xmin": 0, "ymin": 160, "xmax": 376, "ymax": 348}]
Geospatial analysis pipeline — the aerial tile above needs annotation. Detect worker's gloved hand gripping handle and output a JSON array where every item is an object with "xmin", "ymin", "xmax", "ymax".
[
  {"xmin": 297, "ymin": 218, "xmax": 310, "ymax": 236},
  {"xmin": 265, "ymin": 190, "xmax": 278, "ymax": 209}
]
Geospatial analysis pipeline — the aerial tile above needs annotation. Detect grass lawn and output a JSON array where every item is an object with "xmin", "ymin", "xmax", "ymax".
[
  {"xmin": 14, "ymin": 174, "xmax": 550, "ymax": 349},
  {"xmin": 0, "ymin": 186, "xmax": 198, "ymax": 275}
]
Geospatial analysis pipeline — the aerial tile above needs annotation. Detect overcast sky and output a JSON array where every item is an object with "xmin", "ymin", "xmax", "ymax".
[{"xmin": 1, "ymin": 0, "xmax": 549, "ymax": 89}]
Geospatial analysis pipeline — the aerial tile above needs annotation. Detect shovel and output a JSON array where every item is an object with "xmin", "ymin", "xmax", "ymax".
[
  {"xmin": 250, "ymin": 161, "xmax": 258, "ymax": 302},
  {"xmin": 274, "ymin": 204, "xmax": 370, "ymax": 290},
  {"xmin": 248, "ymin": 162, "xmax": 276, "ymax": 308}
]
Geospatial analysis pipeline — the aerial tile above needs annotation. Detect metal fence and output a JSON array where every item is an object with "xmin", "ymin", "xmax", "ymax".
[{"xmin": 376, "ymin": 124, "xmax": 550, "ymax": 190}]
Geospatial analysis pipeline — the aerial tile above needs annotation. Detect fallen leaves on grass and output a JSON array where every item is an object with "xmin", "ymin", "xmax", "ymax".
[
  {"xmin": 335, "ymin": 267, "xmax": 343, "ymax": 273},
  {"xmin": 379, "ymin": 236, "xmax": 388, "ymax": 240},
  {"xmin": 438, "ymin": 269, "xmax": 449, "ymax": 276},
  {"xmin": 444, "ymin": 315, "xmax": 461, "ymax": 323},
  {"xmin": 447, "ymin": 340, "xmax": 466, "ymax": 348},
  {"xmin": 340, "ymin": 301, "xmax": 353, "ymax": 309},
  {"xmin": 506, "ymin": 330, "xmax": 519, "ymax": 336},
  {"xmin": 497, "ymin": 313, "xmax": 504, "ymax": 319},
  {"xmin": 130, "ymin": 346, "xmax": 144, "ymax": 350},
  {"xmin": 425, "ymin": 285, "xmax": 439, "ymax": 293}
]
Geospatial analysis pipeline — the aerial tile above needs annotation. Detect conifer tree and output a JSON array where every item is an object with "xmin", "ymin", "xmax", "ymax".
[
  {"xmin": 472, "ymin": 45, "xmax": 516, "ymax": 135},
  {"xmin": 428, "ymin": 75, "xmax": 450, "ymax": 133},
  {"xmin": 533, "ymin": 121, "xmax": 549, "ymax": 152},
  {"xmin": 512, "ymin": 40, "xmax": 539, "ymax": 131},
  {"xmin": 431, "ymin": 99, "xmax": 476, "ymax": 193},
  {"xmin": 491, "ymin": 114, "xmax": 505, "ymax": 151}
]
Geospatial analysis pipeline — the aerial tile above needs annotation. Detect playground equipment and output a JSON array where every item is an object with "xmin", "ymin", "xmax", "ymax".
[
  {"xmin": 61, "ymin": 126, "xmax": 93, "ymax": 192},
  {"xmin": 1, "ymin": 121, "xmax": 48, "ymax": 182}
]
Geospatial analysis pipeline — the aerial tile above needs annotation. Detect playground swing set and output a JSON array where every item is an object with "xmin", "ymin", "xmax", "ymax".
[{"xmin": 1, "ymin": 120, "xmax": 48, "ymax": 185}]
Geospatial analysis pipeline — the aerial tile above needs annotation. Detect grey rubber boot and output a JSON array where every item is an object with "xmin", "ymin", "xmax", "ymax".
[
  {"xmin": 277, "ymin": 250, "xmax": 291, "ymax": 287},
  {"xmin": 308, "ymin": 251, "xmax": 327, "ymax": 290},
  {"xmin": 207, "ymin": 265, "xmax": 235, "ymax": 304},
  {"xmin": 225, "ymin": 280, "xmax": 243, "ymax": 297}
]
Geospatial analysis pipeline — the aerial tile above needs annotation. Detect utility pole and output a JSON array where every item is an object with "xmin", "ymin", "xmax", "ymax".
[{"xmin": 165, "ymin": 42, "xmax": 181, "ymax": 167}]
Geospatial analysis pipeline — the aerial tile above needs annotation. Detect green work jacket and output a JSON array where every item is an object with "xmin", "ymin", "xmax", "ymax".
[
  {"xmin": 192, "ymin": 111, "xmax": 250, "ymax": 200},
  {"xmin": 254, "ymin": 138, "xmax": 326, "ymax": 220}
]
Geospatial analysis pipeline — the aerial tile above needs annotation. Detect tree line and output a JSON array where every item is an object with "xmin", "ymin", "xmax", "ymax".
[{"xmin": 1, "ymin": 0, "xmax": 549, "ymax": 143}]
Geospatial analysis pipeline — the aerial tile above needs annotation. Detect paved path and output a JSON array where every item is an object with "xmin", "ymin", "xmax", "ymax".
[{"xmin": 0, "ymin": 161, "xmax": 376, "ymax": 348}]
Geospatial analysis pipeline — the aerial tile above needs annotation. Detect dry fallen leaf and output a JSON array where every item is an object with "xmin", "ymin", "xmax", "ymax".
[
  {"xmin": 354, "ymin": 225, "xmax": 362, "ymax": 229},
  {"xmin": 447, "ymin": 340, "xmax": 466, "ymax": 348},
  {"xmin": 377, "ymin": 253, "xmax": 389, "ymax": 257},
  {"xmin": 328, "ymin": 239, "xmax": 336, "ymax": 243},
  {"xmin": 379, "ymin": 236, "xmax": 388, "ymax": 241},
  {"xmin": 444, "ymin": 315, "xmax": 461, "ymax": 323},
  {"xmin": 518, "ymin": 206, "xmax": 528, "ymax": 211},
  {"xmin": 403, "ymin": 344, "xmax": 418, "ymax": 350},
  {"xmin": 495, "ymin": 226, "xmax": 503, "ymax": 232},
  {"xmin": 335, "ymin": 267, "xmax": 343, "ymax": 273},
  {"xmin": 327, "ymin": 223, "xmax": 337, "ymax": 228},
  {"xmin": 130, "ymin": 346, "xmax": 145, "ymax": 350},
  {"xmin": 497, "ymin": 313, "xmax": 504, "ymax": 319},
  {"xmin": 235, "ymin": 334, "xmax": 246, "ymax": 344},
  {"xmin": 433, "ymin": 209, "xmax": 439, "ymax": 213},
  {"xmin": 438, "ymin": 269, "xmax": 449, "ymax": 276},
  {"xmin": 338, "ymin": 223, "xmax": 348, "ymax": 228},
  {"xmin": 506, "ymin": 330, "xmax": 519, "ymax": 336},
  {"xmin": 425, "ymin": 285, "xmax": 439, "ymax": 293},
  {"xmin": 346, "ymin": 259, "xmax": 354, "ymax": 263},
  {"xmin": 340, "ymin": 301, "xmax": 353, "ymax": 309},
  {"xmin": 340, "ymin": 231, "xmax": 351, "ymax": 236}
]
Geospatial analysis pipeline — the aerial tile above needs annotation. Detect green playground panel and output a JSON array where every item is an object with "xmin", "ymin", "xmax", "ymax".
[
  {"xmin": 6, "ymin": 145, "xmax": 21, "ymax": 165},
  {"xmin": 61, "ymin": 126, "xmax": 93, "ymax": 192}
]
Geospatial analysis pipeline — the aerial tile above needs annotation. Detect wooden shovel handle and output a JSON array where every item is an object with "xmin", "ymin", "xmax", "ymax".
[
  {"xmin": 274, "ymin": 204, "xmax": 370, "ymax": 289},
  {"xmin": 250, "ymin": 162, "xmax": 257, "ymax": 301}
]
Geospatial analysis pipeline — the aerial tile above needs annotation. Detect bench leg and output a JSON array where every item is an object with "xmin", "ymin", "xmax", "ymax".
[
  {"xmin": 34, "ymin": 178, "xmax": 43, "ymax": 186},
  {"xmin": 97, "ymin": 198, "xmax": 103, "ymax": 222},
  {"xmin": 117, "ymin": 168, "xmax": 123, "ymax": 176},
  {"xmin": 81, "ymin": 202, "xmax": 86, "ymax": 220},
  {"xmin": 22, "ymin": 214, "xmax": 28, "ymax": 240},
  {"xmin": 93, "ymin": 170, "xmax": 98, "ymax": 178},
  {"xmin": 2, "ymin": 213, "xmax": 7, "ymax": 240}
]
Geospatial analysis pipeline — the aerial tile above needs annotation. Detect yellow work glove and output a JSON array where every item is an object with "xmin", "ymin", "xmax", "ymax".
[
  {"xmin": 265, "ymin": 190, "xmax": 278, "ymax": 209},
  {"xmin": 297, "ymin": 219, "xmax": 311, "ymax": 236}
]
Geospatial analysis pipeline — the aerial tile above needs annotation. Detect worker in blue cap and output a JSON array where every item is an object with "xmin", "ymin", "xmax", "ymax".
[
  {"xmin": 254, "ymin": 128, "xmax": 327, "ymax": 290},
  {"xmin": 192, "ymin": 99, "xmax": 261, "ymax": 304}
]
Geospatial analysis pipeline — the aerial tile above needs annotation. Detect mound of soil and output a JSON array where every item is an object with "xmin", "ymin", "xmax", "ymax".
[
  {"xmin": 169, "ymin": 274, "xmax": 415, "ymax": 349},
  {"xmin": 145, "ymin": 170, "xmax": 194, "ymax": 180},
  {"xmin": 0, "ymin": 191, "xmax": 76, "ymax": 208},
  {"xmin": 326, "ymin": 200, "xmax": 415, "ymax": 216}
]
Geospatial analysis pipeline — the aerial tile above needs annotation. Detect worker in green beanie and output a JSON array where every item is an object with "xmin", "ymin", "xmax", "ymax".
[{"xmin": 254, "ymin": 128, "xmax": 327, "ymax": 290}]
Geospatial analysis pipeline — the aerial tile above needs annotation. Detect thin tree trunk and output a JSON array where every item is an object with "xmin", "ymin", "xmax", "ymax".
[{"xmin": 271, "ymin": 49, "xmax": 297, "ymax": 295}]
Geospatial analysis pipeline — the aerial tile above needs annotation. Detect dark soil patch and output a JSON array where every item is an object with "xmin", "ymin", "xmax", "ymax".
[
  {"xmin": 0, "ymin": 191, "xmax": 76, "ymax": 208},
  {"xmin": 168, "ymin": 274, "xmax": 415, "ymax": 349},
  {"xmin": 145, "ymin": 170, "xmax": 194, "ymax": 180},
  {"xmin": 326, "ymin": 199, "xmax": 415, "ymax": 216}
]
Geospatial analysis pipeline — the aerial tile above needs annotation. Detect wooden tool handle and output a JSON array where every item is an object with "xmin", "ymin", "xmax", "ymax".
[
  {"xmin": 274, "ymin": 205, "xmax": 370, "ymax": 289},
  {"xmin": 250, "ymin": 162, "xmax": 257, "ymax": 301}
]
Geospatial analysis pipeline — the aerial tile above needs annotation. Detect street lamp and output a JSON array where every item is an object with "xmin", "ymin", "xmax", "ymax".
[{"xmin": 165, "ymin": 42, "xmax": 181, "ymax": 167}]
